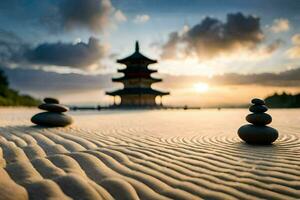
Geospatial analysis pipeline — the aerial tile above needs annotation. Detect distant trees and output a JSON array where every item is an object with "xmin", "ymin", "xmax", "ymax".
[
  {"xmin": 0, "ymin": 68, "xmax": 41, "ymax": 106},
  {"xmin": 0, "ymin": 70, "xmax": 8, "ymax": 87},
  {"xmin": 265, "ymin": 92, "xmax": 300, "ymax": 108}
]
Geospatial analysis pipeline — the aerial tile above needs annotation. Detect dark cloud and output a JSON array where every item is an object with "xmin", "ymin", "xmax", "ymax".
[
  {"xmin": 0, "ymin": 29, "xmax": 28, "ymax": 65},
  {"xmin": 43, "ymin": 0, "xmax": 114, "ymax": 32},
  {"xmin": 2, "ymin": 67, "xmax": 113, "ymax": 95},
  {"xmin": 60, "ymin": 0, "xmax": 112, "ymax": 32},
  {"xmin": 0, "ymin": 0, "xmax": 121, "ymax": 33},
  {"xmin": 160, "ymin": 32, "xmax": 180, "ymax": 59},
  {"xmin": 211, "ymin": 68, "xmax": 300, "ymax": 87},
  {"xmin": 3, "ymin": 66, "xmax": 300, "ymax": 101},
  {"xmin": 25, "ymin": 37, "xmax": 106, "ymax": 68},
  {"xmin": 263, "ymin": 39, "xmax": 282, "ymax": 54},
  {"xmin": 161, "ymin": 12, "xmax": 271, "ymax": 59},
  {"xmin": 0, "ymin": 32, "xmax": 106, "ymax": 69},
  {"xmin": 160, "ymin": 67, "xmax": 300, "ymax": 88}
]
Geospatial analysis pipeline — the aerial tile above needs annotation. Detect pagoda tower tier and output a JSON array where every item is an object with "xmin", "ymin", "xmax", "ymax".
[{"xmin": 106, "ymin": 41, "xmax": 169, "ymax": 107}]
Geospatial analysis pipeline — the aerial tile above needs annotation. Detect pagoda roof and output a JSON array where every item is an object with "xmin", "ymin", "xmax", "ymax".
[
  {"xmin": 112, "ymin": 76, "xmax": 162, "ymax": 82},
  {"xmin": 117, "ymin": 41, "xmax": 157, "ymax": 65},
  {"xmin": 106, "ymin": 87, "xmax": 169, "ymax": 96},
  {"xmin": 117, "ymin": 68, "xmax": 157, "ymax": 73}
]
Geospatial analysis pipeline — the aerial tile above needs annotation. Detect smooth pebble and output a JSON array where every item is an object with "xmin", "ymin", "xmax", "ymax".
[
  {"xmin": 44, "ymin": 97, "xmax": 59, "ymax": 104},
  {"xmin": 249, "ymin": 105, "xmax": 268, "ymax": 113},
  {"xmin": 238, "ymin": 124, "xmax": 278, "ymax": 145},
  {"xmin": 31, "ymin": 112, "xmax": 73, "ymax": 127},
  {"xmin": 251, "ymin": 98, "xmax": 265, "ymax": 105},
  {"xmin": 246, "ymin": 113, "xmax": 272, "ymax": 125},
  {"xmin": 38, "ymin": 103, "xmax": 69, "ymax": 113}
]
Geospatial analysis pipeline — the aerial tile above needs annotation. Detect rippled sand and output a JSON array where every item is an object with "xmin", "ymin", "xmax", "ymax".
[{"xmin": 0, "ymin": 108, "xmax": 299, "ymax": 200}]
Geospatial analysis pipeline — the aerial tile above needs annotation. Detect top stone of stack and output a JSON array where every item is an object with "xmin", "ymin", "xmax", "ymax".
[
  {"xmin": 251, "ymin": 98, "xmax": 265, "ymax": 105},
  {"xmin": 44, "ymin": 97, "xmax": 59, "ymax": 104},
  {"xmin": 249, "ymin": 98, "xmax": 268, "ymax": 113}
]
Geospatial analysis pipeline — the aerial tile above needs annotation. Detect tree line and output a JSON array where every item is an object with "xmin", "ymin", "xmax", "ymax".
[{"xmin": 0, "ymin": 69, "xmax": 41, "ymax": 106}]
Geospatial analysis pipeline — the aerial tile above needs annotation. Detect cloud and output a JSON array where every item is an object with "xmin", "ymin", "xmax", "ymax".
[
  {"xmin": 270, "ymin": 18, "xmax": 290, "ymax": 33},
  {"xmin": 0, "ymin": 31, "xmax": 107, "ymax": 70},
  {"xmin": 287, "ymin": 34, "xmax": 300, "ymax": 59},
  {"xmin": 114, "ymin": 10, "xmax": 127, "ymax": 22},
  {"xmin": 0, "ymin": 29, "xmax": 28, "ymax": 65},
  {"xmin": 160, "ymin": 67, "xmax": 300, "ymax": 88},
  {"xmin": 1, "ymin": 67, "xmax": 115, "ymax": 104},
  {"xmin": 161, "ymin": 12, "xmax": 267, "ymax": 60},
  {"xmin": 160, "ymin": 32, "xmax": 181, "ymax": 59},
  {"xmin": 40, "ymin": 0, "xmax": 125, "ymax": 33},
  {"xmin": 291, "ymin": 34, "xmax": 300, "ymax": 45},
  {"xmin": 58, "ymin": 0, "xmax": 113, "ymax": 32},
  {"xmin": 211, "ymin": 67, "xmax": 300, "ymax": 87},
  {"xmin": 2, "ymin": 67, "xmax": 113, "ymax": 93},
  {"xmin": 3, "ymin": 66, "xmax": 300, "ymax": 107},
  {"xmin": 0, "ymin": 0, "xmax": 120, "ymax": 33},
  {"xmin": 287, "ymin": 46, "xmax": 300, "ymax": 59},
  {"xmin": 262, "ymin": 39, "xmax": 282, "ymax": 54},
  {"xmin": 24, "ymin": 37, "xmax": 107, "ymax": 69},
  {"xmin": 3, "ymin": 65, "xmax": 300, "ymax": 106},
  {"xmin": 133, "ymin": 14, "xmax": 150, "ymax": 24}
]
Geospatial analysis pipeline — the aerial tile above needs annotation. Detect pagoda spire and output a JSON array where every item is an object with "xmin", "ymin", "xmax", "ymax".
[{"xmin": 135, "ymin": 41, "xmax": 139, "ymax": 52}]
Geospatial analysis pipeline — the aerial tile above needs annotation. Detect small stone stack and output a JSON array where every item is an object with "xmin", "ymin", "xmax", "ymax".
[
  {"xmin": 31, "ymin": 97, "xmax": 73, "ymax": 127},
  {"xmin": 238, "ymin": 98, "xmax": 278, "ymax": 145}
]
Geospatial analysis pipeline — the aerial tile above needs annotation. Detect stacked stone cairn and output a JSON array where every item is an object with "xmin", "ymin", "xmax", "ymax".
[
  {"xmin": 31, "ymin": 97, "xmax": 73, "ymax": 127},
  {"xmin": 238, "ymin": 98, "xmax": 278, "ymax": 145}
]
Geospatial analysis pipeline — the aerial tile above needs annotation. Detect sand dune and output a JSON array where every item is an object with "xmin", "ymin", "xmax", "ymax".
[{"xmin": 0, "ymin": 109, "xmax": 300, "ymax": 200}]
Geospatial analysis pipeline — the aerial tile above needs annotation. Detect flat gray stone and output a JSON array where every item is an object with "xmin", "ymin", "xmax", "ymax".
[
  {"xmin": 251, "ymin": 98, "xmax": 265, "ymax": 105},
  {"xmin": 44, "ymin": 97, "xmax": 59, "ymax": 104},
  {"xmin": 31, "ymin": 112, "xmax": 73, "ymax": 127},
  {"xmin": 249, "ymin": 105, "xmax": 268, "ymax": 113},
  {"xmin": 238, "ymin": 124, "xmax": 278, "ymax": 145},
  {"xmin": 246, "ymin": 113, "xmax": 272, "ymax": 125},
  {"xmin": 38, "ymin": 103, "xmax": 69, "ymax": 112}
]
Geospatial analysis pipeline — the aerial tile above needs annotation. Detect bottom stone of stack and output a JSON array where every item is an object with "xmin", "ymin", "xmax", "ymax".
[
  {"xmin": 31, "ymin": 112, "xmax": 73, "ymax": 127},
  {"xmin": 238, "ymin": 124, "xmax": 278, "ymax": 145}
]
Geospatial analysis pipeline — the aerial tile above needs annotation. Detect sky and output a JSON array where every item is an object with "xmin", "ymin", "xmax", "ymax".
[{"xmin": 1, "ymin": 0, "xmax": 300, "ymax": 107}]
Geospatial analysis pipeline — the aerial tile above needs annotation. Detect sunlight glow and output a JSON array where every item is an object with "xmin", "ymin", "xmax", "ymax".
[{"xmin": 193, "ymin": 82, "xmax": 209, "ymax": 93}]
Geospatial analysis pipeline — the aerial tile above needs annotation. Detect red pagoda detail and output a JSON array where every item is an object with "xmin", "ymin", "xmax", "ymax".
[{"xmin": 106, "ymin": 41, "xmax": 169, "ymax": 107}]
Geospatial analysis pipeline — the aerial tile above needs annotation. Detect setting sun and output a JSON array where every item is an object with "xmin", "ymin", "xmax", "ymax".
[{"xmin": 193, "ymin": 82, "xmax": 209, "ymax": 93}]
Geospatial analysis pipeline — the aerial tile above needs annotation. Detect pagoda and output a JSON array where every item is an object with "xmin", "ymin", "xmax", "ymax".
[{"xmin": 106, "ymin": 41, "xmax": 169, "ymax": 107}]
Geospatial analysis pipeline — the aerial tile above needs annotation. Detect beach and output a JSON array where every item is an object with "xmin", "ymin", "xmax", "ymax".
[{"xmin": 0, "ymin": 108, "xmax": 299, "ymax": 200}]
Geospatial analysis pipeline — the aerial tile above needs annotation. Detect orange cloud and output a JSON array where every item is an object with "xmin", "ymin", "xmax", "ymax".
[
  {"xmin": 270, "ymin": 18, "xmax": 290, "ymax": 33},
  {"xmin": 287, "ymin": 34, "xmax": 300, "ymax": 59}
]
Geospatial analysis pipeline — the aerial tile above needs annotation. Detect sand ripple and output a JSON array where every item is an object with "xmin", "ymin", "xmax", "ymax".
[{"xmin": 0, "ymin": 109, "xmax": 300, "ymax": 200}]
